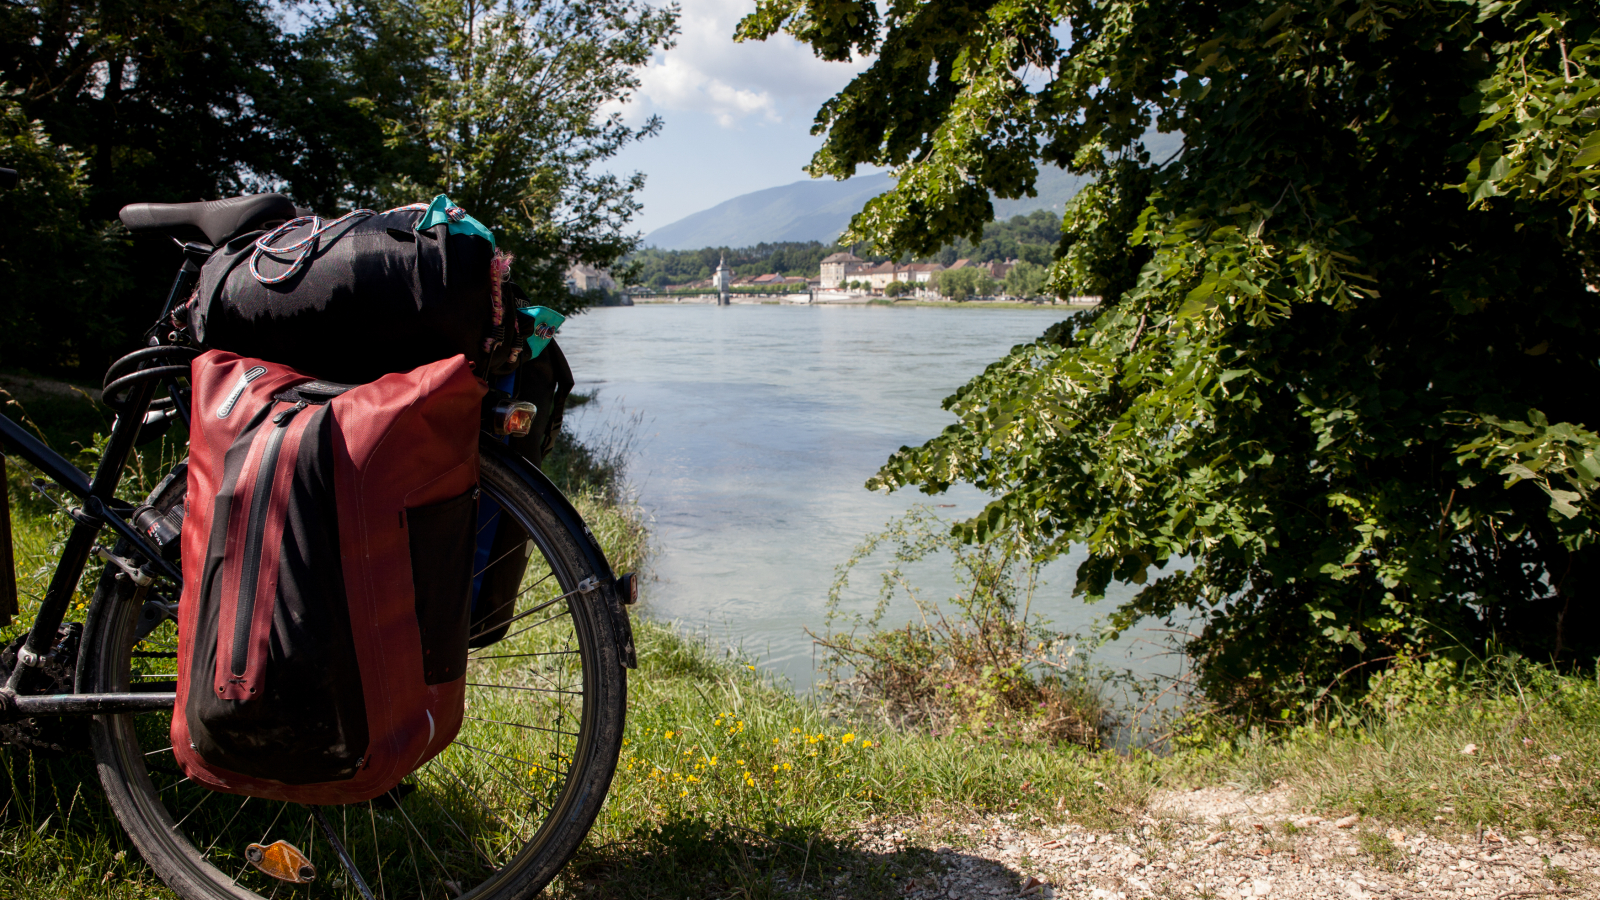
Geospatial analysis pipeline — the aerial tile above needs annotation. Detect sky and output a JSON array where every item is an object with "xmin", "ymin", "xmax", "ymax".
[{"xmin": 600, "ymin": 0, "xmax": 875, "ymax": 236}]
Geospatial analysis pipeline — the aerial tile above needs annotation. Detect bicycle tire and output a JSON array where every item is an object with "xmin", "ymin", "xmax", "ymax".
[{"xmin": 80, "ymin": 442, "xmax": 627, "ymax": 900}]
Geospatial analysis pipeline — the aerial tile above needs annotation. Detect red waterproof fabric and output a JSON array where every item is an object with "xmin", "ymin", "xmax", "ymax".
[{"xmin": 175, "ymin": 349, "xmax": 484, "ymax": 803}]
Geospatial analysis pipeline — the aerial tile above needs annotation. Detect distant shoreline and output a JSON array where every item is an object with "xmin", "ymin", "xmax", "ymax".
[{"xmin": 627, "ymin": 295, "xmax": 1099, "ymax": 310}]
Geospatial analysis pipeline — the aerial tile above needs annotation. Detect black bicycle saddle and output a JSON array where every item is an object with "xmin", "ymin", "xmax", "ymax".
[{"xmin": 119, "ymin": 193, "xmax": 299, "ymax": 246}]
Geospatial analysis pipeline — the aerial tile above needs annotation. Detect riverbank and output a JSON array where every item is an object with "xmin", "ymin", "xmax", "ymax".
[
  {"xmin": 560, "ymin": 623, "xmax": 1598, "ymax": 899},
  {"xmin": 0, "ymin": 386, "xmax": 1594, "ymax": 899}
]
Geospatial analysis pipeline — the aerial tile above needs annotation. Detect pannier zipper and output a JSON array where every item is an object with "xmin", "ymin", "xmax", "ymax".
[{"xmin": 230, "ymin": 401, "xmax": 308, "ymax": 679}]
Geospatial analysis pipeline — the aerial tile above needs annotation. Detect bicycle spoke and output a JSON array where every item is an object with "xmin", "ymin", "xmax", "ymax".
[
  {"xmin": 443, "ymin": 742, "xmax": 552, "ymax": 805},
  {"xmin": 461, "ymin": 714, "xmax": 577, "ymax": 738},
  {"xmin": 465, "ymin": 583, "xmax": 564, "ymax": 643},
  {"xmin": 473, "ymin": 542, "xmax": 526, "ymax": 580},
  {"xmin": 466, "ymin": 649, "xmax": 578, "ymax": 662},
  {"xmin": 368, "ymin": 801, "xmax": 386, "ymax": 900},
  {"xmin": 404, "ymin": 773, "xmax": 494, "ymax": 874},
  {"xmin": 437, "ymin": 764, "xmax": 529, "ymax": 845},
  {"xmin": 171, "ymin": 787, "xmax": 215, "ymax": 831},
  {"xmin": 465, "ymin": 682, "xmax": 580, "ymax": 697},
  {"xmin": 489, "ymin": 607, "xmax": 573, "ymax": 645},
  {"xmin": 391, "ymin": 787, "xmax": 457, "ymax": 881},
  {"xmin": 203, "ymin": 795, "xmax": 252, "ymax": 856},
  {"xmin": 454, "ymin": 739, "xmax": 569, "ymax": 782}
]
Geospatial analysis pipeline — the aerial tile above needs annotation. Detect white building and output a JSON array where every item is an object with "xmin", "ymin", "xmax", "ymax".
[
  {"xmin": 820, "ymin": 251, "xmax": 867, "ymax": 289},
  {"xmin": 567, "ymin": 264, "xmax": 616, "ymax": 292}
]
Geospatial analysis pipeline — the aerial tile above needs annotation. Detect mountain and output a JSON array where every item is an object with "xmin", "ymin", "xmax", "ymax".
[
  {"xmin": 642, "ymin": 174, "xmax": 895, "ymax": 250},
  {"xmin": 641, "ymin": 131, "xmax": 1182, "ymax": 250},
  {"xmin": 642, "ymin": 169, "xmax": 1088, "ymax": 250}
]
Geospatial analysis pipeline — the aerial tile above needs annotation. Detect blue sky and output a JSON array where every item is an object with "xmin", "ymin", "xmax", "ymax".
[{"xmin": 601, "ymin": 0, "xmax": 874, "ymax": 235}]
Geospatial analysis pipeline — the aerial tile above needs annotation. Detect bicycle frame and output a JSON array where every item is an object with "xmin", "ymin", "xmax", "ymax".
[{"xmin": 0, "ymin": 243, "xmax": 212, "ymax": 721}]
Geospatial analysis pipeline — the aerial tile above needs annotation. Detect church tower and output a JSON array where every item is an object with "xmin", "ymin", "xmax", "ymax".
[{"xmin": 714, "ymin": 256, "xmax": 731, "ymax": 306}]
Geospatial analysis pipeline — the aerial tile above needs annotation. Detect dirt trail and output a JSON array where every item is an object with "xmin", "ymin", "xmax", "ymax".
[{"xmin": 850, "ymin": 788, "xmax": 1595, "ymax": 900}]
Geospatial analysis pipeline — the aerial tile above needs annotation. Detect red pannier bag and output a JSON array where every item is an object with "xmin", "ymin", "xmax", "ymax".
[{"xmin": 173, "ymin": 349, "xmax": 485, "ymax": 803}]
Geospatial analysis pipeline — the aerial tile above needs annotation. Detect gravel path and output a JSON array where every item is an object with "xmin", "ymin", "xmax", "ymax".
[{"xmin": 849, "ymin": 788, "xmax": 1595, "ymax": 900}]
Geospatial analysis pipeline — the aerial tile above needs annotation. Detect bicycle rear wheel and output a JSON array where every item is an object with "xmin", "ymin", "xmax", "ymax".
[{"xmin": 81, "ymin": 443, "xmax": 627, "ymax": 900}]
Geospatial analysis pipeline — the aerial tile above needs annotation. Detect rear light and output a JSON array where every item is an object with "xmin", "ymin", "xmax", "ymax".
[{"xmin": 490, "ymin": 399, "xmax": 538, "ymax": 436}]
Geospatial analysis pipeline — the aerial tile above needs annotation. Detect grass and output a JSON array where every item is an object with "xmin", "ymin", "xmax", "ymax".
[
  {"xmin": 0, "ymin": 385, "xmax": 1596, "ymax": 898},
  {"xmin": 1164, "ymin": 657, "xmax": 1600, "ymax": 840}
]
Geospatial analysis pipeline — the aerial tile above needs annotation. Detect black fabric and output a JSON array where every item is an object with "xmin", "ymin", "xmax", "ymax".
[
  {"xmin": 507, "ymin": 339, "xmax": 575, "ymax": 466},
  {"xmin": 466, "ymin": 338, "xmax": 572, "ymax": 649},
  {"xmin": 192, "ymin": 209, "xmax": 495, "ymax": 384},
  {"xmin": 187, "ymin": 402, "xmax": 370, "ymax": 784},
  {"xmin": 407, "ymin": 489, "xmax": 477, "ymax": 685},
  {"xmin": 468, "ymin": 511, "xmax": 530, "ymax": 649}
]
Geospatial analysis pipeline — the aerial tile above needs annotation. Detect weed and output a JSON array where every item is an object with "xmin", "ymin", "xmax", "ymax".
[
  {"xmin": 1355, "ymin": 829, "xmax": 1407, "ymax": 872},
  {"xmin": 1544, "ymin": 856, "xmax": 1573, "ymax": 885},
  {"xmin": 814, "ymin": 507, "xmax": 1108, "ymax": 746}
]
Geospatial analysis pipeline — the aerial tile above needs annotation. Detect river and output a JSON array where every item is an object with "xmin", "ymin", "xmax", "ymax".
[{"xmin": 558, "ymin": 304, "xmax": 1181, "ymax": 690}]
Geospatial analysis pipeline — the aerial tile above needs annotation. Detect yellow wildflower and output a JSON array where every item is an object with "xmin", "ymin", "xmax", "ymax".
[{"xmin": 842, "ymin": 733, "xmax": 855, "ymax": 744}]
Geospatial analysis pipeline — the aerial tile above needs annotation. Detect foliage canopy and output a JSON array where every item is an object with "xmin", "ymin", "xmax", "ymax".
[
  {"xmin": 742, "ymin": 0, "xmax": 1600, "ymax": 712},
  {"xmin": 0, "ymin": 0, "xmax": 676, "ymax": 369}
]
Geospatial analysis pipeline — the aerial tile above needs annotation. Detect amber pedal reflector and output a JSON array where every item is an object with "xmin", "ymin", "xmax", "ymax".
[{"xmin": 246, "ymin": 840, "xmax": 317, "ymax": 883}]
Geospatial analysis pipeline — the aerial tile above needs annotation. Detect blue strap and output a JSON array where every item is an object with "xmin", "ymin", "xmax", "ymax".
[
  {"xmin": 516, "ymin": 306, "xmax": 565, "ymax": 359},
  {"xmin": 416, "ymin": 194, "xmax": 496, "ymax": 246}
]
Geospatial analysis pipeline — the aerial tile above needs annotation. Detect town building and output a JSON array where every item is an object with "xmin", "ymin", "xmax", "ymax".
[
  {"xmin": 567, "ymin": 264, "xmax": 616, "ymax": 293},
  {"xmin": 820, "ymin": 251, "xmax": 869, "ymax": 289}
]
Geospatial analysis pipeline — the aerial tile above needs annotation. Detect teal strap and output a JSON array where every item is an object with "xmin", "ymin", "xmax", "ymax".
[
  {"xmin": 516, "ymin": 306, "xmax": 565, "ymax": 358},
  {"xmin": 415, "ymin": 194, "xmax": 496, "ymax": 246}
]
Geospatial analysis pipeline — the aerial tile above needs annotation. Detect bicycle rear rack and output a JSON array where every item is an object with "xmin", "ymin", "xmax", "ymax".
[{"xmin": 0, "ymin": 690, "xmax": 173, "ymax": 721}]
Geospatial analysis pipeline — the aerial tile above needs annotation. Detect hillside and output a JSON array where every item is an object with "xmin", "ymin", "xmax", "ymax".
[
  {"xmin": 643, "ymin": 168, "xmax": 1090, "ymax": 250},
  {"xmin": 642, "ymin": 174, "xmax": 896, "ymax": 250}
]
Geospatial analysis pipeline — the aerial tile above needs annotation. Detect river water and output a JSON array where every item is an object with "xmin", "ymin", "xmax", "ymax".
[{"xmin": 559, "ymin": 304, "xmax": 1179, "ymax": 689}]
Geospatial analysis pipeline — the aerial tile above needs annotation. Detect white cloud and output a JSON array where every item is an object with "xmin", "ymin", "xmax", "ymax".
[{"xmin": 617, "ymin": 0, "xmax": 869, "ymax": 129}]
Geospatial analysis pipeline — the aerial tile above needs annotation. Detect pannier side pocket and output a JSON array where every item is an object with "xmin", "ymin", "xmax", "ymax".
[{"xmin": 407, "ymin": 489, "xmax": 477, "ymax": 684}]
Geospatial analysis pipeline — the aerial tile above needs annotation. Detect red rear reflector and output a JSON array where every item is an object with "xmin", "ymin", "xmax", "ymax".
[{"xmin": 491, "ymin": 400, "xmax": 538, "ymax": 436}]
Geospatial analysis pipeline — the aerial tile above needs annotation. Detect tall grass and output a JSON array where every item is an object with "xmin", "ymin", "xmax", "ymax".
[{"xmin": 1170, "ymin": 651, "xmax": 1600, "ymax": 838}]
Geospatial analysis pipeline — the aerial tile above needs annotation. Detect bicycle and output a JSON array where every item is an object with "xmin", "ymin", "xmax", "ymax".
[{"xmin": 0, "ymin": 180, "xmax": 638, "ymax": 900}]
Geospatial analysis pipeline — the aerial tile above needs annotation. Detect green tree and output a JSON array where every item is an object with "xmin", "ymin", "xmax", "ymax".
[
  {"xmin": 743, "ymin": 0, "xmax": 1600, "ymax": 712},
  {"xmin": 935, "ymin": 267, "xmax": 996, "ymax": 301},
  {"xmin": 0, "ymin": 97, "xmax": 127, "ymax": 370},
  {"xmin": 885, "ymin": 280, "xmax": 915, "ymax": 297},
  {"xmin": 1002, "ymin": 260, "xmax": 1046, "ymax": 299},
  {"xmin": 314, "ymin": 0, "xmax": 679, "ymax": 314},
  {"xmin": 0, "ymin": 0, "xmax": 325, "ymax": 371}
]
